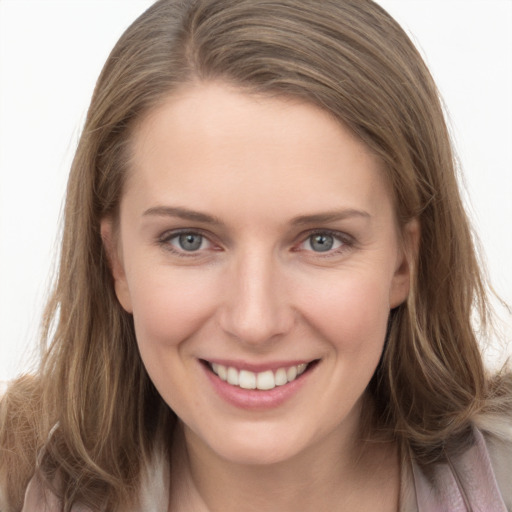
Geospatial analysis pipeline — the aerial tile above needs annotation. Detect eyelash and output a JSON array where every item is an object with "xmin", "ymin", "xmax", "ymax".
[
  {"xmin": 294, "ymin": 229, "xmax": 354, "ymax": 257},
  {"xmin": 157, "ymin": 229, "xmax": 217, "ymax": 258},
  {"xmin": 157, "ymin": 228, "xmax": 354, "ymax": 258}
]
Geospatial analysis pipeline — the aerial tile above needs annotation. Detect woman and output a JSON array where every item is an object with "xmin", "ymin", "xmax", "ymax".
[{"xmin": 1, "ymin": 0, "xmax": 511, "ymax": 510}]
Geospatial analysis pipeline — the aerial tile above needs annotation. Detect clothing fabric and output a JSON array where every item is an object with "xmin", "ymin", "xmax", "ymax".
[
  {"xmin": 400, "ymin": 428, "xmax": 511, "ymax": 511},
  {"xmin": 19, "ymin": 427, "xmax": 512, "ymax": 511}
]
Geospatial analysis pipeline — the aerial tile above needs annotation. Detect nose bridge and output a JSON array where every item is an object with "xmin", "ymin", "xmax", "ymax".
[{"xmin": 219, "ymin": 246, "xmax": 293, "ymax": 345}]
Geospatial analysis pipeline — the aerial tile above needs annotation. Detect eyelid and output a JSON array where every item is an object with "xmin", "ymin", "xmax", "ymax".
[
  {"xmin": 293, "ymin": 229, "xmax": 355, "ymax": 255},
  {"xmin": 157, "ymin": 228, "xmax": 220, "ymax": 256},
  {"xmin": 156, "ymin": 227, "xmax": 354, "ymax": 258}
]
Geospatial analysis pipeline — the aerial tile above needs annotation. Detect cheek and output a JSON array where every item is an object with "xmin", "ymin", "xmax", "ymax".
[
  {"xmin": 303, "ymin": 271, "xmax": 391, "ymax": 353},
  {"xmin": 127, "ymin": 269, "xmax": 219, "ymax": 349}
]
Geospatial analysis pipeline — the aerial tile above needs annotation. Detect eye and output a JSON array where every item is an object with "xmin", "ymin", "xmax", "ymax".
[
  {"xmin": 307, "ymin": 233, "xmax": 339, "ymax": 252},
  {"xmin": 159, "ymin": 230, "xmax": 214, "ymax": 254},
  {"xmin": 173, "ymin": 233, "xmax": 207, "ymax": 251},
  {"xmin": 297, "ymin": 231, "xmax": 349, "ymax": 254}
]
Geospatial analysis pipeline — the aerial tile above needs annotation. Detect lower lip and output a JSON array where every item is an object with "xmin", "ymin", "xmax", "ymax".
[{"xmin": 202, "ymin": 363, "xmax": 314, "ymax": 410}]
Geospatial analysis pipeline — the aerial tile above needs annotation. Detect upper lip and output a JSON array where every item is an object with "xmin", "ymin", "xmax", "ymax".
[{"xmin": 201, "ymin": 358, "xmax": 317, "ymax": 372}]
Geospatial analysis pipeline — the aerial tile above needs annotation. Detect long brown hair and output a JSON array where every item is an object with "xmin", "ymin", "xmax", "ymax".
[{"xmin": 1, "ymin": 0, "xmax": 510, "ymax": 510}]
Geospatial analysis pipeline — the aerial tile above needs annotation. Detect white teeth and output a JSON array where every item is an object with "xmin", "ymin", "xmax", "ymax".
[
  {"xmin": 239, "ymin": 370, "xmax": 256, "ymax": 390},
  {"xmin": 227, "ymin": 367, "xmax": 239, "ymax": 386},
  {"xmin": 210, "ymin": 362, "xmax": 310, "ymax": 390},
  {"xmin": 217, "ymin": 364, "xmax": 227, "ymax": 381},
  {"xmin": 286, "ymin": 366, "xmax": 297, "ymax": 381},
  {"xmin": 256, "ymin": 370, "xmax": 275, "ymax": 390},
  {"xmin": 274, "ymin": 368, "xmax": 288, "ymax": 386}
]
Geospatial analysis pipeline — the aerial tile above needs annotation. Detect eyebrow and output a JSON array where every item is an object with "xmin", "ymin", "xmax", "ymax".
[
  {"xmin": 290, "ymin": 209, "xmax": 371, "ymax": 226},
  {"xmin": 142, "ymin": 206, "xmax": 224, "ymax": 226},
  {"xmin": 142, "ymin": 206, "xmax": 371, "ymax": 226}
]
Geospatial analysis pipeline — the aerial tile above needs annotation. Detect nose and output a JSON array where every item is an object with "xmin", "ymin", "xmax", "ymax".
[{"xmin": 218, "ymin": 250, "xmax": 295, "ymax": 347}]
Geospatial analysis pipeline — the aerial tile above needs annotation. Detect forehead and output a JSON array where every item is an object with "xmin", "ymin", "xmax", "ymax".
[{"xmin": 124, "ymin": 82, "xmax": 394, "ymax": 224}]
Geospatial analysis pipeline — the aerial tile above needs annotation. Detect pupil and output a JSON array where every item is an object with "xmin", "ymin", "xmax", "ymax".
[
  {"xmin": 311, "ymin": 234, "xmax": 333, "ymax": 252},
  {"xmin": 179, "ymin": 233, "xmax": 202, "ymax": 251}
]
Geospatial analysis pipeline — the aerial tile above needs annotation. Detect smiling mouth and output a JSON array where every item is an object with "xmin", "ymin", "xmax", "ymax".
[{"xmin": 203, "ymin": 360, "xmax": 319, "ymax": 391}]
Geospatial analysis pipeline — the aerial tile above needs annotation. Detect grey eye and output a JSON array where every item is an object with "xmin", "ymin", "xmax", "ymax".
[
  {"xmin": 177, "ymin": 233, "xmax": 204, "ymax": 251},
  {"xmin": 309, "ymin": 234, "xmax": 335, "ymax": 252}
]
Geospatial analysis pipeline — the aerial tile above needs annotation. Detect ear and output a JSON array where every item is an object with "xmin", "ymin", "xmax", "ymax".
[
  {"xmin": 100, "ymin": 218, "xmax": 133, "ymax": 313},
  {"xmin": 389, "ymin": 218, "xmax": 420, "ymax": 309}
]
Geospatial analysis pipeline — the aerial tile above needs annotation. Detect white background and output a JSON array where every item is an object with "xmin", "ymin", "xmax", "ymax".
[{"xmin": 0, "ymin": 0, "xmax": 511, "ymax": 382}]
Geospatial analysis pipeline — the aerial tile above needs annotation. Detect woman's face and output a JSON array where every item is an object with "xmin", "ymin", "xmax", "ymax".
[{"xmin": 104, "ymin": 83, "xmax": 415, "ymax": 465}]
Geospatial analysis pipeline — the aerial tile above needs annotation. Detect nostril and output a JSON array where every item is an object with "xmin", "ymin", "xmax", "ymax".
[{"xmin": 218, "ymin": 304, "xmax": 296, "ymax": 346}]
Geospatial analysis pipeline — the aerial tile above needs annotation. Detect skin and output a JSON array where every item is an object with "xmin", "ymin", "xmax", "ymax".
[{"xmin": 102, "ymin": 82, "xmax": 418, "ymax": 511}]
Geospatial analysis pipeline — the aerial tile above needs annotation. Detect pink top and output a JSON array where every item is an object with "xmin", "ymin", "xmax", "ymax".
[
  {"xmin": 20, "ymin": 428, "xmax": 511, "ymax": 511},
  {"xmin": 409, "ymin": 429, "xmax": 508, "ymax": 511}
]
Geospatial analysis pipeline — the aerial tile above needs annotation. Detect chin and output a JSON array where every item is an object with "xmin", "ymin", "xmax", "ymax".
[
  {"xmin": 192, "ymin": 421, "xmax": 313, "ymax": 467},
  {"xmin": 217, "ymin": 441, "xmax": 302, "ymax": 467}
]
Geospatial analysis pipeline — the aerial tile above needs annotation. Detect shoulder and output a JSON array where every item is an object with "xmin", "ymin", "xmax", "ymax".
[
  {"xmin": 479, "ymin": 416, "xmax": 512, "ymax": 510},
  {"xmin": 20, "ymin": 476, "xmax": 62, "ymax": 512},
  {"xmin": 0, "ymin": 376, "xmax": 43, "ymax": 512},
  {"xmin": 20, "ymin": 450, "xmax": 169, "ymax": 512},
  {"xmin": 447, "ymin": 417, "xmax": 512, "ymax": 511},
  {"xmin": 410, "ymin": 419, "xmax": 512, "ymax": 511}
]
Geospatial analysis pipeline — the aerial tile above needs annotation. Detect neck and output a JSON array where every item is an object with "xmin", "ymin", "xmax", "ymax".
[{"xmin": 168, "ymin": 408, "xmax": 399, "ymax": 512}]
